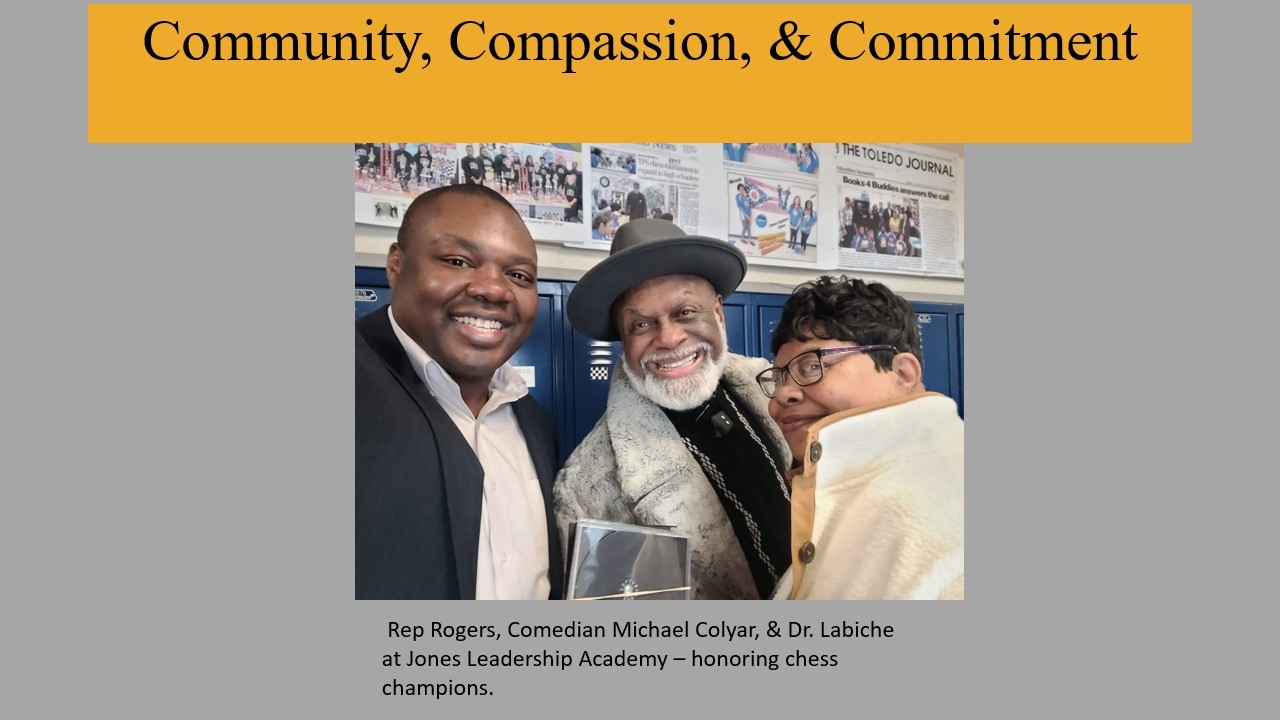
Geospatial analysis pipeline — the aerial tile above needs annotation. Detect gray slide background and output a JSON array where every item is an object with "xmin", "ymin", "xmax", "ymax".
[{"xmin": 5, "ymin": 1, "xmax": 1272, "ymax": 717}]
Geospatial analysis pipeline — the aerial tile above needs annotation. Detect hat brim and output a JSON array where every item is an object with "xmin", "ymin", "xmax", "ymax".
[{"xmin": 567, "ymin": 237, "xmax": 747, "ymax": 341}]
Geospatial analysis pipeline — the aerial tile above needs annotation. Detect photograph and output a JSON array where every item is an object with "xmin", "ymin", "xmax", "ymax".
[
  {"xmin": 355, "ymin": 143, "xmax": 453, "ymax": 197},
  {"xmin": 460, "ymin": 143, "xmax": 585, "ymax": 223},
  {"xmin": 840, "ymin": 189, "xmax": 922, "ymax": 258},
  {"xmin": 726, "ymin": 172, "xmax": 818, "ymax": 262},
  {"xmin": 723, "ymin": 142, "xmax": 820, "ymax": 176}
]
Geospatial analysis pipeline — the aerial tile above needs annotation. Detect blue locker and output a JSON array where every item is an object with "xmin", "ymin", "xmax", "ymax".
[
  {"xmin": 355, "ymin": 266, "xmax": 392, "ymax": 319},
  {"xmin": 722, "ymin": 293, "xmax": 749, "ymax": 356},
  {"xmin": 758, "ymin": 306, "xmax": 784, "ymax": 362},
  {"xmin": 751, "ymin": 293, "xmax": 791, "ymax": 362},
  {"xmin": 566, "ymin": 325, "xmax": 620, "ymax": 449},
  {"xmin": 910, "ymin": 301, "xmax": 959, "ymax": 407},
  {"xmin": 957, "ymin": 313, "xmax": 964, "ymax": 418},
  {"xmin": 505, "ymin": 292, "xmax": 562, "ymax": 441}
]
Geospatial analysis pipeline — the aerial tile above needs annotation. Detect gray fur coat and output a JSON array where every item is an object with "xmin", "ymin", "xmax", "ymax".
[{"xmin": 553, "ymin": 354, "xmax": 792, "ymax": 600}]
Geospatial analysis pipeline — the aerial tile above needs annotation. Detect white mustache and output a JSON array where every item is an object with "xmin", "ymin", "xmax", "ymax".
[{"xmin": 642, "ymin": 342, "xmax": 710, "ymax": 366}]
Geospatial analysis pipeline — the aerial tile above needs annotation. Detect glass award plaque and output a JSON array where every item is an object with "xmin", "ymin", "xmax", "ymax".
[{"xmin": 565, "ymin": 519, "xmax": 691, "ymax": 600}]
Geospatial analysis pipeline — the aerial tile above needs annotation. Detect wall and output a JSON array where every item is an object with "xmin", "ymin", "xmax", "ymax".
[{"xmin": 355, "ymin": 143, "xmax": 963, "ymax": 303}]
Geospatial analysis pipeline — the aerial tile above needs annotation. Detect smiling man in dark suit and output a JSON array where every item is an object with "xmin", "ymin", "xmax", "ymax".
[{"xmin": 356, "ymin": 184, "xmax": 562, "ymax": 599}]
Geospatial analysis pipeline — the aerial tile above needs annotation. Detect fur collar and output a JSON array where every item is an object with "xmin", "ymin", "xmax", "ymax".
[{"xmin": 555, "ymin": 353, "xmax": 789, "ymax": 599}]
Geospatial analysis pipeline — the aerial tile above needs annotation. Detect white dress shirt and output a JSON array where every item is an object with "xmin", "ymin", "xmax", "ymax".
[{"xmin": 389, "ymin": 309, "xmax": 551, "ymax": 600}]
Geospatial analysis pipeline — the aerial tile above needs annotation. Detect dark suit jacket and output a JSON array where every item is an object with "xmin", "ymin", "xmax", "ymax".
[{"xmin": 355, "ymin": 307, "xmax": 563, "ymax": 599}]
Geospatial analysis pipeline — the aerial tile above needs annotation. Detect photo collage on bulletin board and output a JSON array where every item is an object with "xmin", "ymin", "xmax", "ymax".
[{"xmin": 356, "ymin": 142, "xmax": 962, "ymax": 279}]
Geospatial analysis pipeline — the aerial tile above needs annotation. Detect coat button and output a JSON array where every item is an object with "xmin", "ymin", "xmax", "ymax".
[
  {"xmin": 809, "ymin": 442, "xmax": 823, "ymax": 463},
  {"xmin": 798, "ymin": 541, "xmax": 816, "ymax": 564}
]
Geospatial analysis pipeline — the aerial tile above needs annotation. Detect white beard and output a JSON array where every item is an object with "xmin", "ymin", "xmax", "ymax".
[{"xmin": 622, "ymin": 320, "xmax": 730, "ymax": 411}]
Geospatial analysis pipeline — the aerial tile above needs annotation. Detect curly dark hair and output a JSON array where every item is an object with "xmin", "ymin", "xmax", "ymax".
[{"xmin": 771, "ymin": 275, "xmax": 920, "ymax": 372}]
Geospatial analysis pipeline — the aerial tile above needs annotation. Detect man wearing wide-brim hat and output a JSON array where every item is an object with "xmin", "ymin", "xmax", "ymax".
[{"xmin": 554, "ymin": 219, "xmax": 793, "ymax": 600}]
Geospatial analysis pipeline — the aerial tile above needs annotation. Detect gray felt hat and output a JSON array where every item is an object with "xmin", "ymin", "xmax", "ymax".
[{"xmin": 566, "ymin": 218, "xmax": 747, "ymax": 341}]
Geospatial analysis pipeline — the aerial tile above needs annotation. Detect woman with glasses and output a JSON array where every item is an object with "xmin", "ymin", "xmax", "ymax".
[{"xmin": 758, "ymin": 275, "xmax": 964, "ymax": 600}]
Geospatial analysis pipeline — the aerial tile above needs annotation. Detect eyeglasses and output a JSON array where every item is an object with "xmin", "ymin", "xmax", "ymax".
[{"xmin": 755, "ymin": 345, "xmax": 898, "ymax": 398}]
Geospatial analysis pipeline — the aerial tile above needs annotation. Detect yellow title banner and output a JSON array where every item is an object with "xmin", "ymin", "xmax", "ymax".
[{"xmin": 87, "ymin": 4, "xmax": 1192, "ymax": 143}]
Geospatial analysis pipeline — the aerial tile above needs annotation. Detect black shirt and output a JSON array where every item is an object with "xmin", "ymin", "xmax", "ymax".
[{"xmin": 662, "ymin": 382, "xmax": 791, "ymax": 598}]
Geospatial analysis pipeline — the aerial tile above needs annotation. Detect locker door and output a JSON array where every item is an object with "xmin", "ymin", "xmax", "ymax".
[
  {"xmin": 957, "ymin": 313, "xmax": 964, "ymax": 418},
  {"xmin": 506, "ymin": 294, "xmax": 558, "ymax": 424},
  {"xmin": 758, "ymin": 306, "xmax": 783, "ymax": 362},
  {"xmin": 911, "ymin": 302, "xmax": 955, "ymax": 403},
  {"xmin": 722, "ymin": 292, "xmax": 749, "ymax": 356},
  {"xmin": 753, "ymin": 293, "xmax": 791, "ymax": 363},
  {"xmin": 568, "ymin": 328, "xmax": 621, "ymax": 450},
  {"xmin": 354, "ymin": 286, "xmax": 389, "ymax": 319},
  {"xmin": 355, "ymin": 267, "xmax": 391, "ymax": 319}
]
